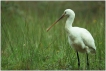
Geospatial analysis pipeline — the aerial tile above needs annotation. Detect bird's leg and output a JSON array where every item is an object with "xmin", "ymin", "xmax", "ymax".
[
  {"xmin": 77, "ymin": 52, "xmax": 80, "ymax": 69},
  {"xmin": 86, "ymin": 53, "xmax": 89, "ymax": 69}
]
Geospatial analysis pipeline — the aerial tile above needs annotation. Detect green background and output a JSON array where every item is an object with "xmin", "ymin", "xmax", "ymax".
[{"xmin": 1, "ymin": 1, "xmax": 105, "ymax": 70}]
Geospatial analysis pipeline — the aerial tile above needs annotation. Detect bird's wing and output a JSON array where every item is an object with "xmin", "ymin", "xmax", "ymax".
[{"xmin": 80, "ymin": 28, "xmax": 96, "ymax": 50}]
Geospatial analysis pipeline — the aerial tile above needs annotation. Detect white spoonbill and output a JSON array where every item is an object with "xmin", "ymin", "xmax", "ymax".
[{"xmin": 46, "ymin": 9, "xmax": 96, "ymax": 68}]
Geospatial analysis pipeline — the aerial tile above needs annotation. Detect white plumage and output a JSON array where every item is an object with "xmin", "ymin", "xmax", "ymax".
[
  {"xmin": 64, "ymin": 9, "xmax": 96, "ymax": 54},
  {"xmin": 46, "ymin": 9, "xmax": 96, "ymax": 68}
]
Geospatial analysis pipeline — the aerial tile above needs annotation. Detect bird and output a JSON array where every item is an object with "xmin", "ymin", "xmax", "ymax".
[{"xmin": 46, "ymin": 9, "xmax": 96, "ymax": 69}]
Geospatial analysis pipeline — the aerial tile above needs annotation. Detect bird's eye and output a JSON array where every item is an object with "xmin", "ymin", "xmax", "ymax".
[{"xmin": 64, "ymin": 12, "xmax": 66, "ymax": 14}]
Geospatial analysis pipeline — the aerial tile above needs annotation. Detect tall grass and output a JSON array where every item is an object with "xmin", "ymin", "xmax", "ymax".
[{"xmin": 1, "ymin": 1, "xmax": 105, "ymax": 70}]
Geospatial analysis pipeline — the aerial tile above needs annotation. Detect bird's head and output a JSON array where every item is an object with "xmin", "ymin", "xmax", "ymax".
[
  {"xmin": 46, "ymin": 9, "xmax": 75, "ymax": 32},
  {"xmin": 63, "ymin": 9, "xmax": 75, "ymax": 18}
]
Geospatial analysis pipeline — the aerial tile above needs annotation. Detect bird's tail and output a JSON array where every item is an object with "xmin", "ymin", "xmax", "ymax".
[{"xmin": 90, "ymin": 48, "xmax": 96, "ymax": 54}]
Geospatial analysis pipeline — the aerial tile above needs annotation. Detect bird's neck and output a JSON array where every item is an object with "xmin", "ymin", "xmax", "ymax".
[{"xmin": 65, "ymin": 16, "xmax": 74, "ymax": 29}]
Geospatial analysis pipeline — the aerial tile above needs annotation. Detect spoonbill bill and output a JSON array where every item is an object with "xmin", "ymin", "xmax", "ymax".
[{"xmin": 46, "ymin": 9, "xmax": 96, "ymax": 68}]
